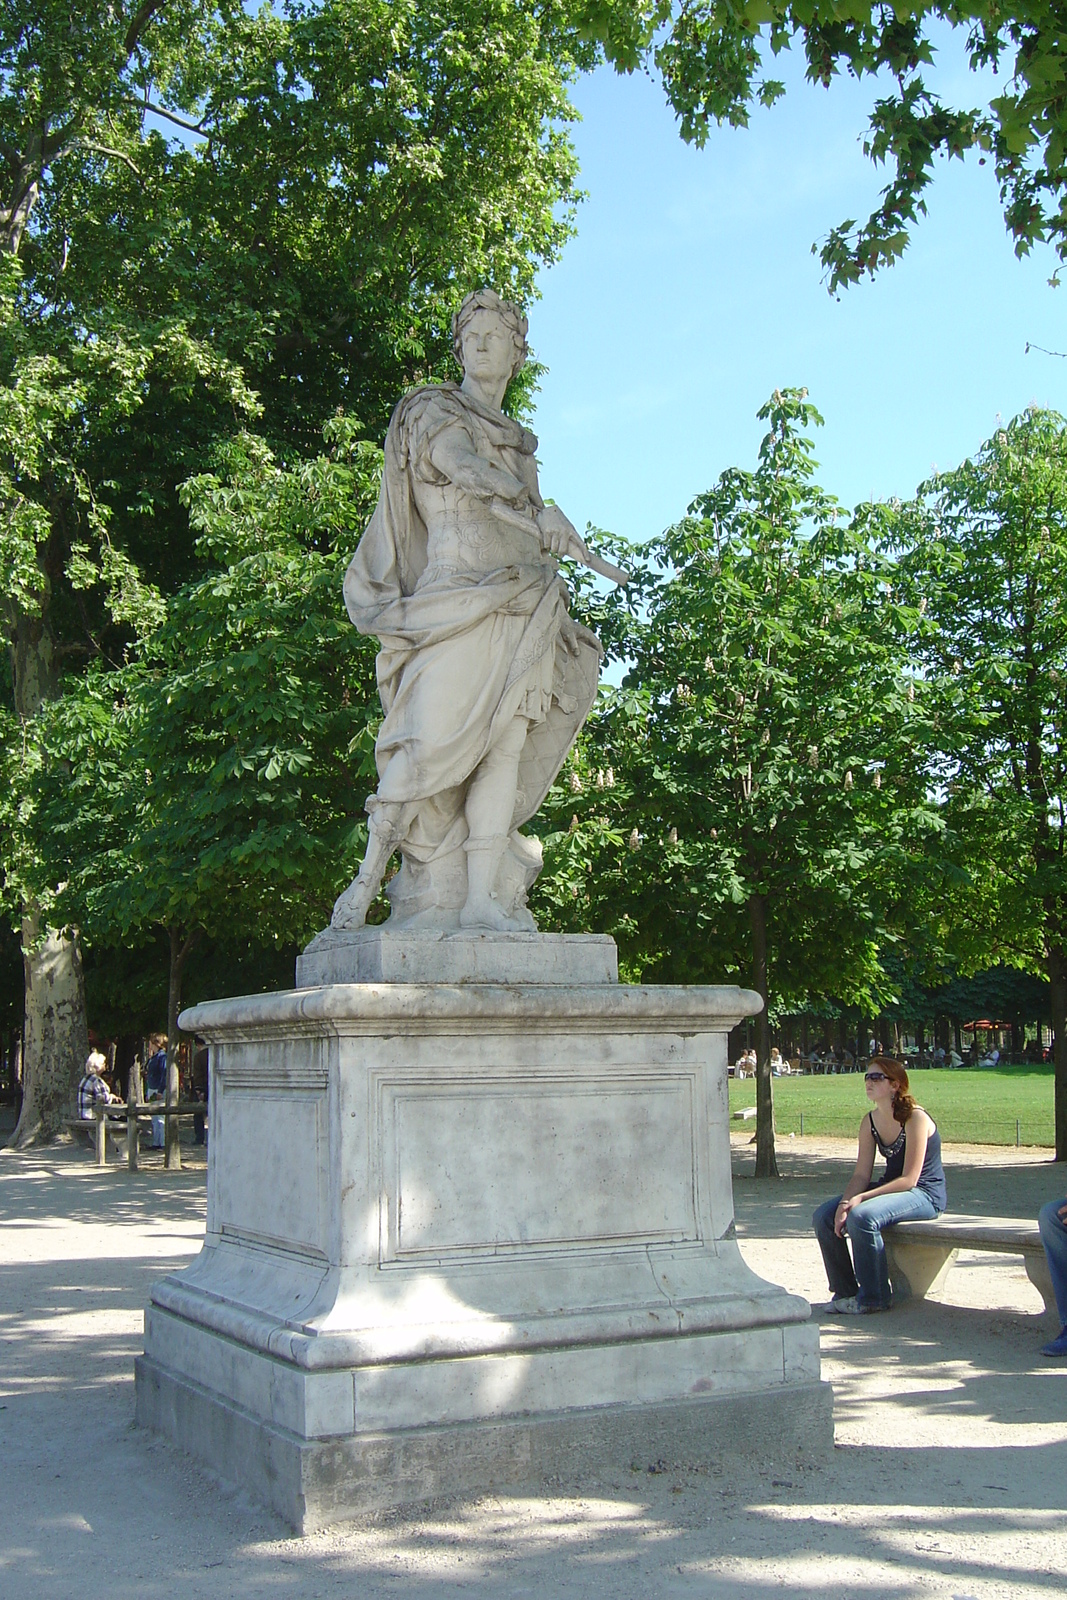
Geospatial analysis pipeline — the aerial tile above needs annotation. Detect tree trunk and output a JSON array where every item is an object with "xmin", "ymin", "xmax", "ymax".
[
  {"xmin": 9, "ymin": 911, "xmax": 89, "ymax": 1145},
  {"xmin": 12, "ymin": 923, "xmax": 86, "ymax": 1144},
  {"xmin": 165, "ymin": 927, "xmax": 199, "ymax": 1170},
  {"xmin": 11, "ymin": 1029, "xmax": 22, "ymax": 1116},
  {"xmin": 6, "ymin": 611, "xmax": 91, "ymax": 1147},
  {"xmin": 749, "ymin": 892, "xmax": 778, "ymax": 1179},
  {"xmin": 1049, "ymin": 946, "xmax": 1067, "ymax": 1163}
]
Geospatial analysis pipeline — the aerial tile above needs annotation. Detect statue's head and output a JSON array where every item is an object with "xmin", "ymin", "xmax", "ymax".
[{"xmin": 452, "ymin": 288, "xmax": 528, "ymax": 383}]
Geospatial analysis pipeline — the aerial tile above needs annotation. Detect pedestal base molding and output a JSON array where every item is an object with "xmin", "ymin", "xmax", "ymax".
[{"xmin": 136, "ymin": 1348, "xmax": 830, "ymax": 1533}]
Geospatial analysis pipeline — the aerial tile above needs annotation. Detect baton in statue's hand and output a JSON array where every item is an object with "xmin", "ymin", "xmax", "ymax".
[
  {"xmin": 563, "ymin": 533, "xmax": 632, "ymax": 589},
  {"xmin": 489, "ymin": 496, "xmax": 631, "ymax": 588}
]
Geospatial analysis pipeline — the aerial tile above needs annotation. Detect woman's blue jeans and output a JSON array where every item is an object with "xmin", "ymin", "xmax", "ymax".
[
  {"xmin": 1038, "ymin": 1198, "xmax": 1067, "ymax": 1327},
  {"xmin": 813, "ymin": 1188, "xmax": 940, "ymax": 1310}
]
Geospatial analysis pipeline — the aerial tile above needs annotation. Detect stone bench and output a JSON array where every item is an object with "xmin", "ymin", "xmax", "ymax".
[{"xmin": 884, "ymin": 1216, "xmax": 1057, "ymax": 1322}]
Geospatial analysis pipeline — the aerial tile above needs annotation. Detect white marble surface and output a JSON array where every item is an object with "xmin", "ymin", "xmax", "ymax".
[
  {"xmin": 330, "ymin": 289, "xmax": 605, "ymax": 935},
  {"xmin": 296, "ymin": 926, "xmax": 618, "ymax": 987},
  {"xmin": 145, "ymin": 1301, "xmax": 818, "ymax": 1436},
  {"xmin": 138, "ymin": 976, "xmax": 831, "ymax": 1523},
  {"xmin": 149, "ymin": 980, "xmax": 819, "ymax": 1428}
]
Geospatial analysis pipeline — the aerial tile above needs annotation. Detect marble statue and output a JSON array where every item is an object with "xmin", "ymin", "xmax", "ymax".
[
  {"xmin": 330, "ymin": 289, "xmax": 624, "ymax": 933},
  {"xmin": 146, "ymin": 307, "xmax": 825, "ymax": 1524}
]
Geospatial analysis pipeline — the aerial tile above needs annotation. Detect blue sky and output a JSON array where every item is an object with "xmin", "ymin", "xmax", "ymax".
[{"xmin": 529, "ymin": 41, "xmax": 1067, "ymax": 548}]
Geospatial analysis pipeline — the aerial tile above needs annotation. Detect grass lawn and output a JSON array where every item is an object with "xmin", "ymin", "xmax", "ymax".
[{"xmin": 728, "ymin": 1066, "xmax": 1055, "ymax": 1147}]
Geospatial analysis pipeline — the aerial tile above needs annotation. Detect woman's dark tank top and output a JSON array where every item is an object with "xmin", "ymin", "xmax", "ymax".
[{"xmin": 869, "ymin": 1111, "xmax": 947, "ymax": 1212}]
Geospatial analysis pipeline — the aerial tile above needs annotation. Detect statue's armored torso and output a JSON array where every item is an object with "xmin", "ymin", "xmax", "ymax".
[
  {"xmin": 404, "ymin": 385, "xmax": 549, "ymax": 585},
  {"xmin": 413, "ymin": 478, "xmax": 546, "ymax": 583}
]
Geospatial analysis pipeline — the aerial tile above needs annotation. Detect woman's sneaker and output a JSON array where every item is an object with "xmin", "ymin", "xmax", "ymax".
[
  {"xmin": 828, "ymin": 1295, "xmax": 863, "ymax": 1314},
  {"xmin": 1040, "ymin": 1326, "xmax": 1067, "ymax": 1357}
]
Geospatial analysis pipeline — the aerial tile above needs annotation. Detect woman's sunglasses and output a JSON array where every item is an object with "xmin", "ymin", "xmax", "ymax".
[{"xmin": 864, "ymin": 1071, "xmax": 888, "ymax": 1083}]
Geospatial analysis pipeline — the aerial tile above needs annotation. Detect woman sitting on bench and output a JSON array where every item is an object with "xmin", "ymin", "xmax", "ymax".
[{"xmin": 813, "ymin": 1056, "xmax": 947, "ymax": 1315}]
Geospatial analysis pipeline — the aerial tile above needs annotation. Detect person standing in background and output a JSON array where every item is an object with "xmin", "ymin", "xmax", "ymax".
[{"xmin": 144, "ymin": 1033, "xmax": 168, "ymax": 1149}]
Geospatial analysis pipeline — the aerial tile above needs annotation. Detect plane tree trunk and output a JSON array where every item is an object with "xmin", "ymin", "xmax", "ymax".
[
  {"xmin": 6, "ymin": 610, "xmax": 90, "ymax": 1147},
  {"xmin": 11, "ymin": 912, "xmax": 89, "ymax": 1144}
]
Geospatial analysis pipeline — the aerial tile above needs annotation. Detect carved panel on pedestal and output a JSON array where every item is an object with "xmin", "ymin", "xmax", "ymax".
[
  {"xmin": 216, "ymin": 1039, "xmax": 329, "ymax": 1258},
  {"xmin": 377, "ymin": 1069, "xmax": 700, "ymax": 1262}
]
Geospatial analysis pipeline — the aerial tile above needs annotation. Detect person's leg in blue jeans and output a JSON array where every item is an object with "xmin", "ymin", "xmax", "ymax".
[
  {"xmin": 845, "ymin": 1188, "xmax": 939, "ymax": 1310},
  {"xmin": 813, "ymin": 1195, "xmax": 860, "ymax": 1300},
  {"xmin": 1037, "ymin": 1198, "xmax": 1067, "ymax": 1355}
]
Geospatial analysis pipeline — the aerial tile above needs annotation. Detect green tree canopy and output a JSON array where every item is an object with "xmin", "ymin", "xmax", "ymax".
[
  {"xmin": 19, "ymin": 0, "xmax": 590, "ymax": 441},
  {"xmin": 2, "ymin": 0, "xmax": 595, "ymax": 1142},
  {"xmin": 895, "ymin": 405, "xmax": 1067, "ymax": 1154},
  {"xmin": 28, "ymin": 420, "xmax": 382, "ymax": 1085},
  {"xmin": 578, "ymin": 0, "xmax": 1067, "ymax": 289},
  {"xmin": 536, "ymin": 390, "xmax": 938, "ymax": 1173}
]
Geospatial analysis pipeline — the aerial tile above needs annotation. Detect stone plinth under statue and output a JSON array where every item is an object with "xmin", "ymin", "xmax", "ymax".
[
  {"xmin": 136, "ymin": 936, "xmax": 831, "ymax": 1532},
  {"xmin": 135, "ymin": 294, "xmax": 830, "ymax": 1527}
]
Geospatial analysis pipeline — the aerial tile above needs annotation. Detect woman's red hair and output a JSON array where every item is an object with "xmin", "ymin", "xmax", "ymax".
[{"xmin": 870, "ymin": 1056, "xmax": 917, "ymax": 1126}]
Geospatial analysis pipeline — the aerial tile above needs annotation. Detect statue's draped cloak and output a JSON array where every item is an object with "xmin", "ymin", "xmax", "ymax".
[{"xmin": 343, "ymin": 384, "xmax": 600, "ymax": 877}]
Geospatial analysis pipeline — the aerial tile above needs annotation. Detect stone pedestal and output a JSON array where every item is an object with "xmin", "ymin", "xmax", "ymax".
[
  {"xmin": 136, "ymin": 944, "xmax": 831, "ymax": 1530},
  {"xmin": 296, "ymin": 925, "xmax": 619, "ymax": 987}
]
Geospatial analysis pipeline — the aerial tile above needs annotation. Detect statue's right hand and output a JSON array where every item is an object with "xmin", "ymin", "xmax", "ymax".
[{"xmin": 537, "ymin": 503, "xmax": 581, "ymax": 558}]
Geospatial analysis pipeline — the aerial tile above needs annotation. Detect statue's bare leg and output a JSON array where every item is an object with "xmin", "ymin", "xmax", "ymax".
[
  {"xmin": 461, "ymin": 716, "xmax": 529, "ymax": 931},
  {"xmin": 331, "ymin": 798, "xmax": 413, "ymax": 929}
]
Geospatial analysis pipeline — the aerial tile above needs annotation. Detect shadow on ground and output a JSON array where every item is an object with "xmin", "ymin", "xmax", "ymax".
[
  {"xmin": 0, "ymin": 1145, "xmax": 207, "ymax": 1234},
  {"xmin": 1, "ymin": 1144, "xmax": 1065, "ymax": 1599}
]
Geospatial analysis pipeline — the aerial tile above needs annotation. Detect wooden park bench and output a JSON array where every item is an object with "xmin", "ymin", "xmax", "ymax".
[
  {"xmin": 64, "ymin": 1108, "xmax": 128, "ymax": 1166},
  {"xmin": 65, "ymin": 1099, "xmax": 205, "ymax": 1169},
  {"xmin": 884, "ymin": 1215, "xmax": 1057, "ymax": 1322}
]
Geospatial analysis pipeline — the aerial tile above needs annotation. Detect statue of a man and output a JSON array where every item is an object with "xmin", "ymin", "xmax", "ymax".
[{"xmin": 330, "ymin": 289, "xmax": 603, "ymax": 933}]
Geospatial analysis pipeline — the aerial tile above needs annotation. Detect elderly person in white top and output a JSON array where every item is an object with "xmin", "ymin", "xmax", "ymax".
[{"xmin": 76, "ymin": 1051, "xmax": 122, "ymax": 1157}]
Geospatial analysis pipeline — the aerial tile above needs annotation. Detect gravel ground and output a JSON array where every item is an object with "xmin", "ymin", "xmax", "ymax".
[{"xmin": 1, "ymin": 1134, "xmax": 1065, "ymax": 1600}]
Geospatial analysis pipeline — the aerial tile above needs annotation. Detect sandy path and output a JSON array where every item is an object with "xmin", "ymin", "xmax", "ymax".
[{"xmin": 1, "ymin": 1137, "xmax": 1065, "ymax": 1600}]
